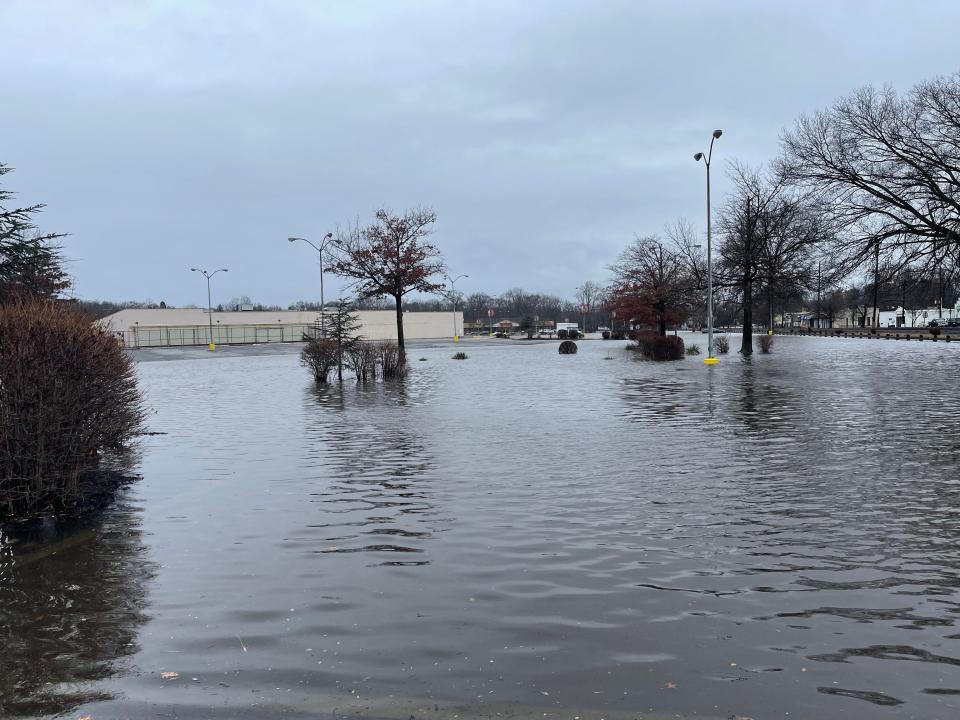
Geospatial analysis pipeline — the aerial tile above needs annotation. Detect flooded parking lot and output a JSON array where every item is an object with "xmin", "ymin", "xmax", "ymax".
[{"xmin": 2, "ymin": 335, "xmax": 959, "ymax": 719}]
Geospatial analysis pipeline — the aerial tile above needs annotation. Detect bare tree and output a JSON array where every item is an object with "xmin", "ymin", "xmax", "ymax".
[
  {"xmin": 328, "ymin": 208, "xmax": 446, "ymax": 357},
  {"xmin": 575, "ymin": 281, "xmax": 602, "ymax": 330},
  {"xmin": 716, "ymin": 164, "xmax": 823, "ymax": 352},
  {"xmin": 780, "ymin": 73, "xmax": 960, "ymax": 276}
]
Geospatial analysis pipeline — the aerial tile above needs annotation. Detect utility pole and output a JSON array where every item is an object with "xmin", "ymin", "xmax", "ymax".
[
  {"xmin": 816, "ymin": 261, "xmax": 821, "ymax": 330},
  {"xmin": 872, "ymin": 240, "xmax": 881, "ymax": 328}
]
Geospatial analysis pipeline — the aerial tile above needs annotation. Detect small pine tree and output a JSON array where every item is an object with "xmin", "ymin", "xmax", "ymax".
[
  {"xmin": 326, "ymin": 298, "xmax": 362, "ymax": 382},
  {"xmin": 1, "ymin": 163, "xmax": 69, "ymax": 304}
]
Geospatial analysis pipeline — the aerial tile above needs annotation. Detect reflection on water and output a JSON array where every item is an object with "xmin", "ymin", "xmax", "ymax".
[
  {"xmin": 4, "ymin": 335, "xmax": 960, "ymax": 719},
  {"xmin": 0, "ymin": 492, "xmax": 154, "ymax": 717}
]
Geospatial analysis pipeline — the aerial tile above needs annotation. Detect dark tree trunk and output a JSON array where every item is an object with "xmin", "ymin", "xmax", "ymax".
[
  {"xmin": 741, "ymin": 274, "xmax": 753, "ymax": 354},
  {"xmin": 394, "ymin": 294, "xmax": 406, "ymax": 358},
  {"xmin": 658, "ymin": 313, "xmax": 667, "ymax": 336}
]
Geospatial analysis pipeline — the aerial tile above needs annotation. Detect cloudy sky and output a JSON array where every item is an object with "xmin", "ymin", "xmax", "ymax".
[{"xmin": 3, "ymin": 0, "xmax": 958, "ymax": 307}]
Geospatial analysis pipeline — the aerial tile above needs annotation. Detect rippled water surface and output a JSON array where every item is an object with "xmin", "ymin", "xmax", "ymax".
[{"xmin": 3, "ymin": 335, "xmax": 960, "ymax": 719}]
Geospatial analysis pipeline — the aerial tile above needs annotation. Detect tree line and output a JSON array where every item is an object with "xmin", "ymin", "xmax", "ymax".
[{"xmin": 607, "ymin": 69, "xmax": 960, "ymax": 353}]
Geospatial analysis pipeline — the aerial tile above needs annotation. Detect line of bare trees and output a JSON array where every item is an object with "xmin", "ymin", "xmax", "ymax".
[{"xmin": 607, "ymin": 68, "xmax": 960, "ymax": 353}]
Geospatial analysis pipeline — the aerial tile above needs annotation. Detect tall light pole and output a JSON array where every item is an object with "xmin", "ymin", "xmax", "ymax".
[
  {"xmin": 695, "ymin": 128, "xmax": 723, "ymax": 365},
  {"xmin": 288, "ymin": 232, "xmax": 334, "ymax": 337},
  {"xmin": 445, "ymin": 273, "xmax": 468, "ymax": 341},
  {"xmin": 190, "ymin": 267, "xmax": 228, "ymax": 351}
]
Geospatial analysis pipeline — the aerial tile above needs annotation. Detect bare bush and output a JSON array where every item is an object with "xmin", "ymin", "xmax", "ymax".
[
  {"xmin": 715, "ymin": 335, "xmax": 730, "ymax": 354},
  {"xmin": 345, "ymin": 341, "xmax": 378, "ymax": 382},
  {"xmin": 373, "ymin": 340, "xmax": 405, "ymax": 378},
  {"xmin": 300, "ymin": 337, "xmax": 338, "ymax": 383},
  {"xmin": 757, "ymin": 334, "xmax": 774, "ymax": 353},
  {"xmin": 0, "ymin": 299, "xmax": 145, "ymax": 518}
]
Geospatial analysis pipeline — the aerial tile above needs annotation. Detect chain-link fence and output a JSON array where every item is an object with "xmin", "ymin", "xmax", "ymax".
[{"xmin": 116, "ymin": 323, "xmax": 316, "ymax": 348}]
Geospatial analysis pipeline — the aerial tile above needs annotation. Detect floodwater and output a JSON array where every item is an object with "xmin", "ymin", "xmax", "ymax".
[{"xmin": 2, "ymin": 335, "xmax": 959, "ymax": 719}]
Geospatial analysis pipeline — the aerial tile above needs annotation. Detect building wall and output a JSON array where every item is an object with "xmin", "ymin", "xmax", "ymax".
[{"xmin": 97, "ymin": 309, "xmax": 462, "ymax": 347}]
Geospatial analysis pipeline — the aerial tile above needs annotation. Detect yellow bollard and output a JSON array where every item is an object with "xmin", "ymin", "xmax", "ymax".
[
  {"xmin": 209, "ymin": 343, "xmax": 216, "ymax": 351},
  {"xmin": 454, "ymin": 335, "xmax": 459, "ymax": 342},
  {"xmin": 704, "ymin": 356, "xmax": 719, "ymax": 365}
]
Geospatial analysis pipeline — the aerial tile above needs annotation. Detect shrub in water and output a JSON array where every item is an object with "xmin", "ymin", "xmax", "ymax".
[
  {"xmin": 930, "ymin": 326, "xmax": 942, "ymax": 337},
  {"xmin": 757, "ymin": 334, "xmax": 774, "ymax": 353},
  {"xmin": 452, "ymin": 351, "xmax": 468, "ymax": 360},
  {"xmin": 373, "ymin": 340, "xmax": 405, "ymax": 378},
  {"xmin": 0, "ymin": 299, "xmax": 145, "ymax": 518},
  {"xmin": 646, "ymin": 335, "xmax": 685, "ymax": 361},
  {"xmin": 345, "ymin": 341, "xmax": 378, "ymax": 381},
  {"xmin": 686, "ymin": 344, "xmax": 701, "ymax": 355},
  {"xmin": 715, "ymin": 336, "xmax": 730, "ymax": 354},
  {"xmin": 630, "ymin": 330, "xmax": 659, "ymax": 356},
  {"xmin": 558, "ymin": 340, "xmax": 578, "ymax": 354},
  {"xmin": 300, "ymin": 337, "xmax": 339, "ymax": 383}
]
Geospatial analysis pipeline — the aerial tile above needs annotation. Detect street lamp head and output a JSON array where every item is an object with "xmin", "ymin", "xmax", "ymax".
[
  {"xmin": 324, "ymin": 232, "xmax": 333, "ymax": 239},
  {"xmin": 190, "ymin": 267, "xmax": 199, "ymax": 272},
  {"xmin": 287, "ymin": 237, "xmax": 299, "ymax": 243},
  {"xmin": 693, "ymin": 152, "xmax": 703, "ymax": 161},
  {"xmin": 713, "ymin": 129, "xmax": 723, "ymax": 139}
]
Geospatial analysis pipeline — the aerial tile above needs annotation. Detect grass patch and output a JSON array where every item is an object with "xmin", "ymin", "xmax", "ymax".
[
  {"xmin": 452, "ymin": 351, "xmax": 468, "ymax": 360},
  {"xmin": 686, "ymin": 344, "xmax": 701, "ymax": 355}
]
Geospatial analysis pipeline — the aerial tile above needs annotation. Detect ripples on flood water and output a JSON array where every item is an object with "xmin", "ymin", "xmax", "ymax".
[{"xmin": 2, "ymin": 334, "xmax": 959, "ymax": 719}]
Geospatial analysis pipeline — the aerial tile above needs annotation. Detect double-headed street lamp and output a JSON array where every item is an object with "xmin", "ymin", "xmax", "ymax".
[
  {"xmin": 288, "ymin": 232, "xmax": 334, "ymax": 337},
  {"xmin": 694, "ymin": 128, "xmax": 723, "ymax": 365},
  {"xmin": 190, "ymin": 267, "xmax": 228, "ymax": 351},
  {"xmin": 445, "ymin": 273, "xmax": 468, "ymax": 341}
]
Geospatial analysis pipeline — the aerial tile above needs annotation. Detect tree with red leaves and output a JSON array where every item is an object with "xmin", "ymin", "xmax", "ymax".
[
  {"xmin": 328, "ymin": 208, "xmax": 446, "ymax": 357},
  {"xmin": 608, "ymin": 235, "xmax": 700, "ymax": 336}
]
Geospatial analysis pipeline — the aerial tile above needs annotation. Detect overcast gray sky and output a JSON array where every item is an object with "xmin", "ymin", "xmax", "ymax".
[{"xmin": 3, "ymin": 0, "xmax": 958, "ymax": 307}]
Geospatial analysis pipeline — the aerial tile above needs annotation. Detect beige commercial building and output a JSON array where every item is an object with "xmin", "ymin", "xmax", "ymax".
[{"xmin": 98, "ymin": 308, "xmax": 462, "ymax": 347}]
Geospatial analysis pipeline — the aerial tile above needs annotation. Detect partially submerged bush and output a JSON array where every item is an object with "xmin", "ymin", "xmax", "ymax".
[
  {"xmin": 0, "ymin": 299, "xmax": 145, "ymax": 518},
  {"xmin": 646, "ymin": 335, "xmax": 685, "ymax": 360},
  {"xmin": 715, "ymin": 336, "xmax": 730, "ymax": 354},
  {"xmin": 757, "ymin": 334, "xmax": 774, "ymax": 353},
  {"xmin": 300, "ymin": 337, "xmax": 338, "ymax": 383},
  {"xmin": 929, "ymin": 326, "xmax": 942, "ymax": 337},
  {"xmin": 629, "ymin": 331, "xmax": 684, "ymax": 360},
  {"xmin": 558, "ymin": 340, "xmax": 578, "ymax": 354},
  {"xmin": 630, "ymin": 330, "xmax": 659, "ymax": 355},
  {"xmin": 686, "ymin": 344, "xmax": 701, "ymax": 355},
  {"xmin": 345, "ymin": 341, "xmax": 378, "ymax": 381},
  {"xmin": 452, "ymin": 351, "xmax": 468, "ymax": 360},
  {"xmin": 373, "ymin": 340, "xmax": 405, "ymax": 378}
]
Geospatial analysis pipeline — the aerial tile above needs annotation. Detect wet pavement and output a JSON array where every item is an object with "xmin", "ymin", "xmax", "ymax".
[{"xmin": 2, "ymin": 334, "xmax": 959, "ymax": 719}]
